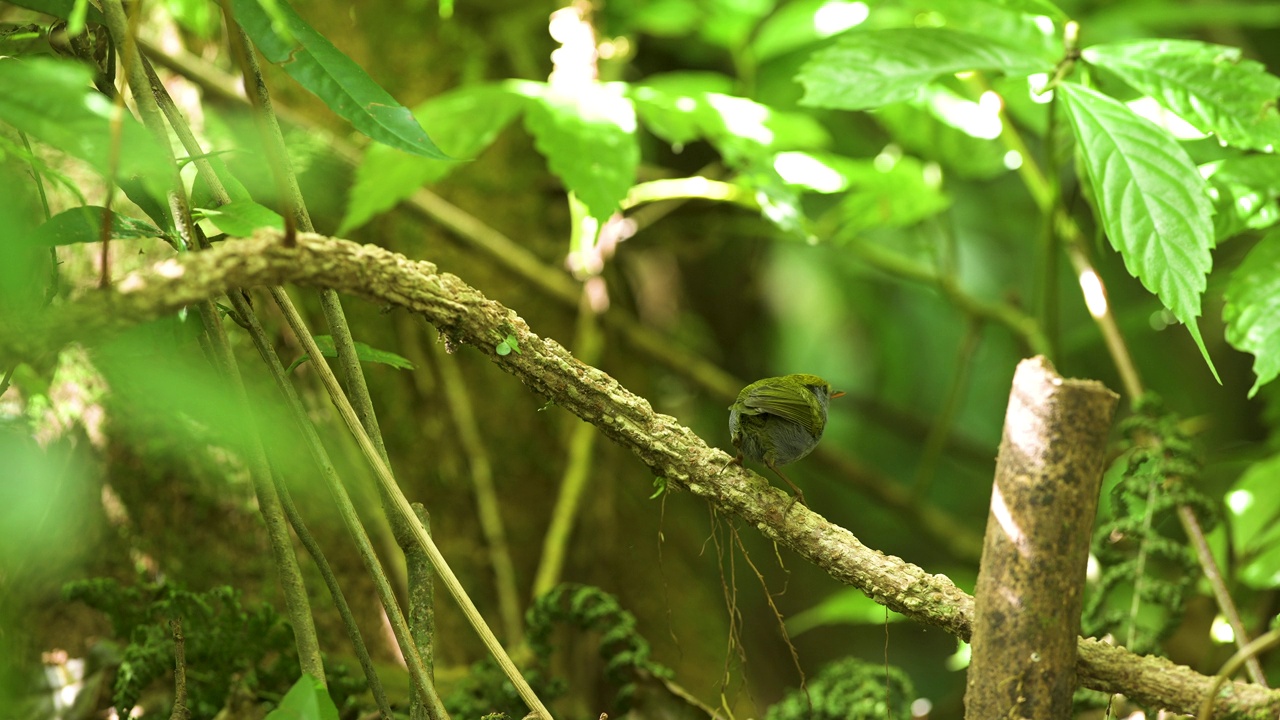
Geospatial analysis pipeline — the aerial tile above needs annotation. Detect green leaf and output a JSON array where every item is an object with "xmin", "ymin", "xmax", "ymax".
[
  {"xmin": 827, "ymin": 155, "xmax": 951, "ymax": 236},
  {"xmin": 34, "ymin": 207, "xmax": 164, "ymax": 246},
  {"xmin": 982, "ymin": 0, "xmax": 1067, "ymax": 20},
  {"xmin": 1202, "ymin": 155, "xmax": 1280, "ymax": 240},
  {"xmin": 1058, "ymin": 82, "xmax": 1219, "ymax": 381},
  {"xmin": 874, "ymin": 87, "xmax": 1011, "ymax": 180},
  {"xmin": 161, "ymin": 0, "xmax": 220, "ymax": 38},
  {"xmin": 1227, "ymin": 454, "xmax": 1280, "ymax": 589},
  {"xmin": 630, "ymin": 72, "xmax": 736, "ymax": 147},
  {"xmin": 0, "ymin": 57, "xmax": 169, "ymax": 197},
  {"xmin": 630, "ymin": 76, "xmax": 831, "ymax": 166},
  {"xmin": 649, "ymin": 476, "xmax": 667, "ymax": 499},
  {"xmin": 750, "ymin": 0, "xmax": 870, "ymax": 63},
  {"xmin": 339, "ymin": 83, "xmax": 530, "ymax": 234},
  {"xmin": 495, "ymin": 340, "xmax": 512, "ymax": 356},
  {"xmin": 197, "ymin": 200, "xmax": 284, "ymax": 237},
  {"xmin": 264, "ymin": 674, "xmax": 338, "ymax": 720},
  {"xmin": 1223, "ymin": 231, "xmax": 1280, "ymax": 397},
  {"xmin": 0, "ymin": 164, "xmax": 44, "ymax": 314},
  {"xmin": 524, "ymin": 83, "xmax": 639, "ymax": 223},
  {"xmin": 1082, "ymin": 40, "xmax": 1280, "ymax": 152},
  {"xmin": 797, "ymin": 27, "xmax": 1049, "ymax": 111},
  {"xmin": 5, "ymin": 0, "xmax": 105, "ymax": 23},
  {"xmin": 231, "ymin": 0, "xmax": 446, "ymax": 159},
  {"xmin": 786, "ymin": 589, "xmax": 906, "ymax": 636},
  {"xmin": 286, "ymin": 335, "xmax": 416, "ymax": 374},
  {"xmin": 1090, "ymin": 2, "xmax": 1280, "ymax": 31}
]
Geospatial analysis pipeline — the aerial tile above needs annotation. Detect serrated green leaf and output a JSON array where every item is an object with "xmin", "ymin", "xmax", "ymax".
[
  {"xmin": 1083, "ymin": 40, "xmax": 1280, "ymax": 152},
  {"xmin": 198, "ymin": 200, "xmax": 284, "ymax": 237},
  {"xmin": 1202, "ymin": 155, "xmax": 1280, "ymax": 240},
  {"xmin": 231, "ymin": 0, "xmax": 445, "ymax": 159},
  {"xmin": 1223, "ymin": 231, "xmax": 1280, "ymax": 397},
  {"xmin": 0, "ymin": 57, "xmax": 170, "ymax": 197},
  {"xmin": 339, "ymin": 83, "xmax": 530, "ymax": 234},
  {"xmin": 34, "ymin": 207, "xmax": 164, "ymax": 246},
  {"xmin": 286, "ymin": 335, "xmax": 416, "ymax": 374},
  {"xmin": 797, "ymin": 27, "xmax": 1049, "ymax": 111},
  {"xmin": 264, "ymin": 674, "xmax": 338, "ymax": 720},
  {"xmin": 1058, "ymin": 82, "xmax": 1219, "ymax": 381},
  {"xmin": 524, "ymin": 83, "xmax": 639, "ymax": 223}
]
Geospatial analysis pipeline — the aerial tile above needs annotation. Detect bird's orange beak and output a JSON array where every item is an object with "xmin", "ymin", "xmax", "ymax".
[{"xmin": 831, "ymin": 391, "xmax": 846, "ymax": 398}]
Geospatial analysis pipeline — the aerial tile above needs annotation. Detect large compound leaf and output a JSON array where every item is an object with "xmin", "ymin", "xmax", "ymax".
[
  {"xmin": 1059, "ymin": 82, "xmax": 1218, "ymax": 380},
  {"xmin": 0, "ymin": 57, "xmax": 169, "ymax": 196},
  {"xmin": 524, "ymin": 83, "xmax": 638, "ymax": 223},
  {"xmin": 797, "ymin": 27, "xmax": 1048, "ymax": 111},
  {"xmin": 231, "ymin": 0, "xmax": 445, "ymax": 158},
  {"xmin": 1223, "ymin": 231, "xmax": 1280, "ymax": 397},
  {"xmin": 340, "ymin": 83, "xmax": 529, "ymax": 234},
  {"xmin": 1083, "ymin": 40, "xmax": 1280, "ymax": 152}
]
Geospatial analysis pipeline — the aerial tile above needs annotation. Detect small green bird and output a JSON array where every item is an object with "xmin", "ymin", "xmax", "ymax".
[{"xmin": 727, "ymin": 373, "xmax": 844, "ymax": 508}]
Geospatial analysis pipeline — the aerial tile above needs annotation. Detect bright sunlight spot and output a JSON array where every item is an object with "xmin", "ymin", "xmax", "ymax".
[
  {"xmin": 1032, "ymin": 15, "xmax": 1056, "ymax": 35},
  {"xmin": 923, "ymin": 161, "xmax": 943, "ymax": 188},
  {"xmin": 813, "ymin": 1, "xmax": 870, "ymax": 36},
  {"xmin": 1027, "ymin": 73, "xmax": 1053, "ymax": 104},
  {"xmin": 1126, "ymin": 97, "xmax": 1206, "ymax": 140},
  {"xmin": 1003, "ymin": 150, "xmax": 1023, "ymax": 170},
  {"xmin": 706, "ymin": 94, "xmax": 773, "ymax": 144},
  {"xmin": 1078, "ymin": 268, "xmax": 1108, "ymax": 318},
  {"xmin": 1210, "ymin": 615, "xmax": 1236, "ymax": 644},
  {"xmin": 1148, "ymin": 309, "xmax": 1175, "ymax": 331},
  {"xmin": 774, "ymin": 152, "xmax": 847, "ymax": 193},
  {"xmin": 874, "ymin": 145, "xmax": 901, "ymax": 172},
  {"xmin": 1226, "ymin": 489, "xmax": 1255, "ymax": 515},
  {"xmin": 924, "ymin": 86, "xmax": 1002, "ymax": 139},
  {"xmin": 910, "ymin": 698, "xmax": 933, "ymax": 718}
]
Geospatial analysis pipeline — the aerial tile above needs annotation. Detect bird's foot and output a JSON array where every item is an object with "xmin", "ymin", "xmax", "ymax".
[
  {"xmin": 784, "ymin": 489, "xmax": 808, "ymax": 515},
  {"xmin": 717, "ymin": 453, "xmax": 743, "ymax": 475}
]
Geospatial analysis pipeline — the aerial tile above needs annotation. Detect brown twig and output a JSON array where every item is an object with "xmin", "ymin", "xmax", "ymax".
[{"xmin": 169, "ymin": 618, "xmax": 189, "ymax": 720}]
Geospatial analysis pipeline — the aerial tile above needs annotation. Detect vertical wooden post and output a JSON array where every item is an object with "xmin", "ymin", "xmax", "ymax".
[{"xmin": 965, "ymin": 356, "xmax": 1118, "ymax": 719}]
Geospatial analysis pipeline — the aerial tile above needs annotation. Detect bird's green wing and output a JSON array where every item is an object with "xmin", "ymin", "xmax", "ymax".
[{"xmin": 742, "ymin": 381, "xmax": 822, "ymax": 435}]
